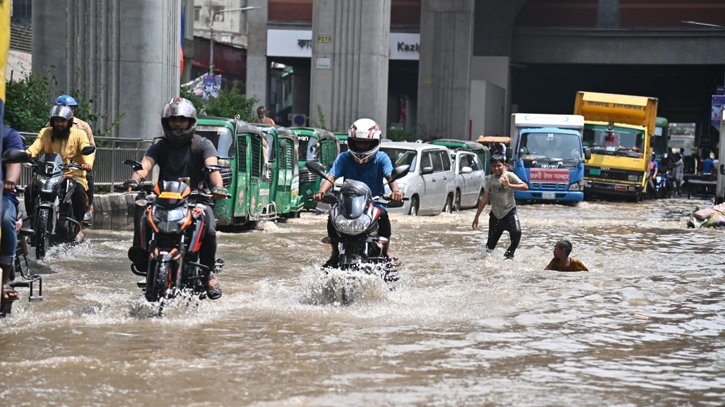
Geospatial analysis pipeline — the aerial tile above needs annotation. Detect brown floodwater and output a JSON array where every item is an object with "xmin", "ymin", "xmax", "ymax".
[{"xmin": 0, "ymin": 197, "xmax": 723, "ymax": 406}]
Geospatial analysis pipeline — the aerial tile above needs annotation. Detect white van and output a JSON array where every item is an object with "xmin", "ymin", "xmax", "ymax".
[{"xmin": 380, "ymin": 142, "xmax": 456, "ymax": 216}]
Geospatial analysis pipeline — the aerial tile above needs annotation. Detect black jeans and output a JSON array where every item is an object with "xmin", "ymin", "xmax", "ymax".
[
  {"xmin": 486, "ymin": 208, "xmax": 522, "ymax": 258},
  {"xmin": 86, "ymin": 173, "xmax": 94, "ymax": 208},
  {"xmin": 133, "ymin": 203, "xmax": 217, "ymax": 275}
]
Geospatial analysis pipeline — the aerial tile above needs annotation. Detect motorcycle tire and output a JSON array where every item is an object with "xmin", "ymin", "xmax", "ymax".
[
  {"xmin": 146, "ymin": 261, "xmax": 170, "ymax": 302},
  {"xmin": 35, "ymin": 208, "xmax": 50, "ymax": 260}
]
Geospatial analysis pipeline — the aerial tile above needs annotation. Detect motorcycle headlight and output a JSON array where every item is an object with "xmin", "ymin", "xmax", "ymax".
[
  {"xmin": 41, "ymin": 176, "xmax": 60, "ymax": 193},
  {"xmin": 333, "ymin": 213, "xmax": 372, "ymax": 235},
  {"xmin": 656, "ymin": 175, "xmax": 662, "ymax": 183}
]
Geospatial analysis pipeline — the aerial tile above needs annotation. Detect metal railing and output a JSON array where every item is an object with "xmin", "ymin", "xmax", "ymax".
[{"xmin": 18, "ymin": 132, "xmax": 155, "ymax": 192}]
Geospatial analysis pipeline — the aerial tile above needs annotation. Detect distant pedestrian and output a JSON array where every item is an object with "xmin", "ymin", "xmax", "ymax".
[
  {"xmin": 472, "ymin": 154, "xmax": 529, "ymax": 260},
  {"xmin": 252, "ymin": 106, "xmax": 275, "ymax": 125},
  {"xmin": 702, "ymin": 152, "xmax": 715, "ymax": 175},
  {"xmin": 544, "ymin": 240, "xmax": 588, "ymax": 272},
  {"xmin": 673, "ymin": 152, "xmax": 684, "ymax": 196}
]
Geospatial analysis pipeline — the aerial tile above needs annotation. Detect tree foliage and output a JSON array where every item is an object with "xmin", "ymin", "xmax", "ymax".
[
  {"xmin": 4, "ymin": 66, "xmax": 125, "ymax": 136},
  {"xmin": 182, "ymin": 81, "xmax": 258, "ymax": 123}
]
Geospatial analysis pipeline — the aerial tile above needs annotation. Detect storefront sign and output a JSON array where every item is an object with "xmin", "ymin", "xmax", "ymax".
[{"xmin": 267, "ymin": 29, "xmax": 419, "ymax": 60}]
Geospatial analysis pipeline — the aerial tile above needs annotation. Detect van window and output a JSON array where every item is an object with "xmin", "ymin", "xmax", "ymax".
[
  {"xmin": 421, "ymin": 152, "xmax": 432, "ymax": 170},
  {"xmin": 381, "ymin": 147, "xmax": 417, "ymax": 170},
  {"xmin": 431, "ymin": 152, "xmax": 444, "ymax": 172},
  {"xmin": 439, "ymin": 151, "xmax": 451, "ymax": 171}
]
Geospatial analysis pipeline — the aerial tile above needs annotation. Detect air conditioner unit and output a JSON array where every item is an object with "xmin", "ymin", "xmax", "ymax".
[{"xmin": 289, "ymin": 113, "xmax": 307, "ymax": 127}]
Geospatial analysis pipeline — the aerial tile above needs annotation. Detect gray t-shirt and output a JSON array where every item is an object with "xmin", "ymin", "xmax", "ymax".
[{"xmin": 484, "ymin": 171, "xmax": 522, "ymax": 219}]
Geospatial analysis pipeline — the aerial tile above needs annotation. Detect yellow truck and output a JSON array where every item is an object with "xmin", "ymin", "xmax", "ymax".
[{"xmin": 574, "ymin": 91, "xmax": 658, "ymax": 201}]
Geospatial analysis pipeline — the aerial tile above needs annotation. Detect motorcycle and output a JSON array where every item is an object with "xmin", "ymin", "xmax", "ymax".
[
  {"xmin": 124, "ymin": 160, "xmax": 229, "ymax": 303},
  {"xmin": 0, "ymin": 150, "xmax": 43, "ymax": 317},
  {"xmin": 25, "ymin": 145, "xmax": 96, "ymax": 258},
  {"xmin": 305, "ymin": 161, "xmax": 409, "ymax": 283},
  {"xmin": 654, "ymin": 170, "xmax": 673, "ymax": 199}
]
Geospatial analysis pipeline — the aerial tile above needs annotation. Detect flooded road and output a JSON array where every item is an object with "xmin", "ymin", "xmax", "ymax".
[{"xmin": 1, "ymin": 197, "xmax": 723, "ymax": 406}]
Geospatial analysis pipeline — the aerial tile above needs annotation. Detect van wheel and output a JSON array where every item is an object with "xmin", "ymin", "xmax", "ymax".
[
  {"xmin": 443, "ymin": 195, "xmax": 453, "ymax": 214},
  {"xmin": 453, "ymin": 191, "xmax": 461, "ymax": 211},
  {"xmin": 408, "ymin": 196, "xmax": 419, "ymax": 216}
]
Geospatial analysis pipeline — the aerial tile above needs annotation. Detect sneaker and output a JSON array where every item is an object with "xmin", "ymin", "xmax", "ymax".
[{"xmin": 504, "ymin": 251, "xmax": 514, "ymax": 260}]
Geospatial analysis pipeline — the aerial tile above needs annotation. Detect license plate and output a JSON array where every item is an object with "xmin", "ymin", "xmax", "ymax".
[
  {"xmin": 543, "ymin": 192, "xmax": 556, "ymax": 200},
  {"xmin": 615, "ymin": 185, "xmax": 627, "ymax": 192},
  {"xmin": 590, "ymin": 168, "xmax": 601, "ymax": 176}
]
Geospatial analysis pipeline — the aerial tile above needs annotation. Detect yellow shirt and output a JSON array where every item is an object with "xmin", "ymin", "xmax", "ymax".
[
  {"xmin": 27, "ymin": 127, "xmax": 94, "ymax": 190},
  {"xmin": 545, "ymin": 257, "xmax": 588, "ymax": 272}
]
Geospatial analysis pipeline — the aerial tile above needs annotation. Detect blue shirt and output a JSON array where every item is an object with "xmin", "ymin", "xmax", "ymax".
[
  {"xmin": 2, "ymin": 125, "xmax": 25, "ymax": 205},
  {"xmin": 330, "ymin": 151, "xmax": 393, "ymax": 199},
  {"xmin": 649, "ymin": 159, "xmax": 658, "ymax": 177},
  {"xmin": 702, "ymin": 158, "xmax": 714, "ymax": 174}
]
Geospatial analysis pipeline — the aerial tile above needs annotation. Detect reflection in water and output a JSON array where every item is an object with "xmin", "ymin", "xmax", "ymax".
[{"xmin": 1, "ymin": 198, "xmax": 723, "ymax": 406}]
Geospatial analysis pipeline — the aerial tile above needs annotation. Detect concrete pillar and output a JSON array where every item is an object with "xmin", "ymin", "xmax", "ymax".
[
  {"xmin": 310, "ymin": 0, "xmax": 390, "ymax": 132},
  {"xmin": 597, "ymin": 0, "xmax": 619, "ymax": 28},
  {"xmin": 246, "ymin": 0, "xmax": 268, "ymax": 110},
  {"xmin": 416, "ymin": 0, "xmax": 474, "ymax": 139},
  {"xmin": 33, "ymin": 0, "xmax": 181, "ymax": 139}
]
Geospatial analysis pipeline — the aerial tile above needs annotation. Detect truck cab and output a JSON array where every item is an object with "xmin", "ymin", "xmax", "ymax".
[{"xmin": 509, "ymin": 114, "xmax": 589, "ymax": 202}]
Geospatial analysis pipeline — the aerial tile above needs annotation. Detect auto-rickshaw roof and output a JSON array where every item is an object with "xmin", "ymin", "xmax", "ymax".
[
  {"xmin": 235, "ymin": 121, "xmax": 264, "ymax": 136},
  {"xmin": 197, "ymin": 116, "xmax": 236, "ymax": 127},
  {"xmin": 290, "ymin": 127, "xmax": 337, "ymax": 141}
]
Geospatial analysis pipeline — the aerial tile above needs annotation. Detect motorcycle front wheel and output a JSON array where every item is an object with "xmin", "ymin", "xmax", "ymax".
[
  {"xmin": 146, "ymin": 261, "xmax": 170, "ymax": 302},
  {"xmin": 35, "ymin": 208, "xmax": 50, "ymax": 259}
]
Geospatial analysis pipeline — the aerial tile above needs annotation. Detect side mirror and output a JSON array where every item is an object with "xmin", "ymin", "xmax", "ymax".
[
  {"xmin": 305, "ymin": 161, "xmax": 334, "ymax": 184},
  {"xmin": 584, "ymin": 149, "xmax": 592, "ymax": 161},
  {"xmin": 1, "ymin": 149, "xmax": 33, "ymax": 165},
  {"xmin": 421, "ymin": 167, "xmax": 434, "ymax": 175},
  {"xmin": 389, "ymin": 165, "xmax": 410, "ymax": 182},
  {"xmin": 81, "ymin": 146, "xmax": 96, "ymax": 155},
  {"xmin": 123, "ymin": 159, "xmax": 144, "ymax": 172},
  {"xmin": 461, "ymin": 166, "xmax": 473, "ymax": 174}
]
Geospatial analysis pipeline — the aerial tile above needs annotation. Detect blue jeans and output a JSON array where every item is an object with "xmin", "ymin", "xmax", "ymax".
[{"xmin": 0, "ymin": 195, "xmax": 17, "ymax": 266}]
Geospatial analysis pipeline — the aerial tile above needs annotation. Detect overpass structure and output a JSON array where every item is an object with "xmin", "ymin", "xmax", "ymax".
[{"xmin": 31, "ymin": 0, "xmax": 725, "ymax": 154}]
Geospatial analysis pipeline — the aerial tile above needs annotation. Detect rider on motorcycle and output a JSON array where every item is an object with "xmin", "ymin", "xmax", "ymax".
[
  {"xmin": 1, "ymin": 125, "xmax": 25, "ymax": 301},
  {"xmin": 125, "ymin": 97, "xmax": 227, "ymax": 300},
  {"xmin": 312, "ymin": 118, "xmax": 404, "ymax": 268},
  {"xmin": 26, "ymin": 105, "xmax": 94, "ymax": 243}
]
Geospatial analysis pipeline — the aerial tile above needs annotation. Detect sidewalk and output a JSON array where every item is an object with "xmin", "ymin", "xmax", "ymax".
[{"xmin": 19, "ymin": 192, "xmax": 139, "ymax": 230}]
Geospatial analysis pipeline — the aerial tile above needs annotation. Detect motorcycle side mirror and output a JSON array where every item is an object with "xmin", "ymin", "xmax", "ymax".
[
  {"xmin": 1, "ymin": 149, "xmax": 33, "ymax": 165},
  {"xmin": 389, "ymin": 165, "xmax": 410, "ymax": 182},
  {"xmin": 123, "ymin": 159, "xmax": 144, "ymax": 172},
  {"xmin": 305, "ymin": 161, "xmax": 334, "ymax": 184},
  {"xmin": 81, "ymin": 146, "xmax": 96, "ymax": 155},
  {"xmin": 204, "ymin": 165, "xmax": 223, "ymax": 173}
]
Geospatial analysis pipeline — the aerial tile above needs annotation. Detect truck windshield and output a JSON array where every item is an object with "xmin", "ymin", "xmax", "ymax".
[
  {"xmin": 519, "ymin": 132, "xmax": 583, "ymax": 160},
  {"xmin": 582, "ymin": 126, "xmax": 644, "ymax": 157}
]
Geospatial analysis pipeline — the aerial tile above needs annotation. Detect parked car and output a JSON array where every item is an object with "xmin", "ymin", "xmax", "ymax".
[
  {"xmin": 380, "ymin": 141, "xmax": 456, "ymax": 216},
  {"xmin": 430, "ymin": 139, "xmax": 491, "ymax": 177},
  {"xmin": 451, "ymin": 150, "xmax": 486, "ymax": 210}
]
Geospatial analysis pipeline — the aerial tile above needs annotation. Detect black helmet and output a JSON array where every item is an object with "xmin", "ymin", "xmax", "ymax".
[
  {"xmin": 161, "ymin": 97, "xmax": 197, "ymax": 146},
  {"xmin": 49, "ymin": 104, "xmax": 74, "ymax": 128}
]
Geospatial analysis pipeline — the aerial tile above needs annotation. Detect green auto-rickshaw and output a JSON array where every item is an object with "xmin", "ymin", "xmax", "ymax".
[
  {"xmin": 254, "ymin": 124, "xmax": 304, "ymax": 218},
  {"xmin": 290, "ymin": 127, "xmax": 340, "ymax": 210}
]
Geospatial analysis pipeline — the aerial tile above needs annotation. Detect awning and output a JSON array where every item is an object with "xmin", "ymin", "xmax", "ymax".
[{"xmin": 477, "ymin": 136, "xmax": 510, "ymax": 144}]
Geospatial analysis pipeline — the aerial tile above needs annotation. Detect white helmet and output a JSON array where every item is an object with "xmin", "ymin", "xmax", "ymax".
[{"xmin": 348, "ymin": 118, "xmax": 382, "ymax": 164}]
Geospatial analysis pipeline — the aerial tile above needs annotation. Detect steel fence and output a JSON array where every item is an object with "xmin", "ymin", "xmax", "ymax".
[{"xmin": 18, "ymin": 132, "xmax": 155, "ymax": 192}]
